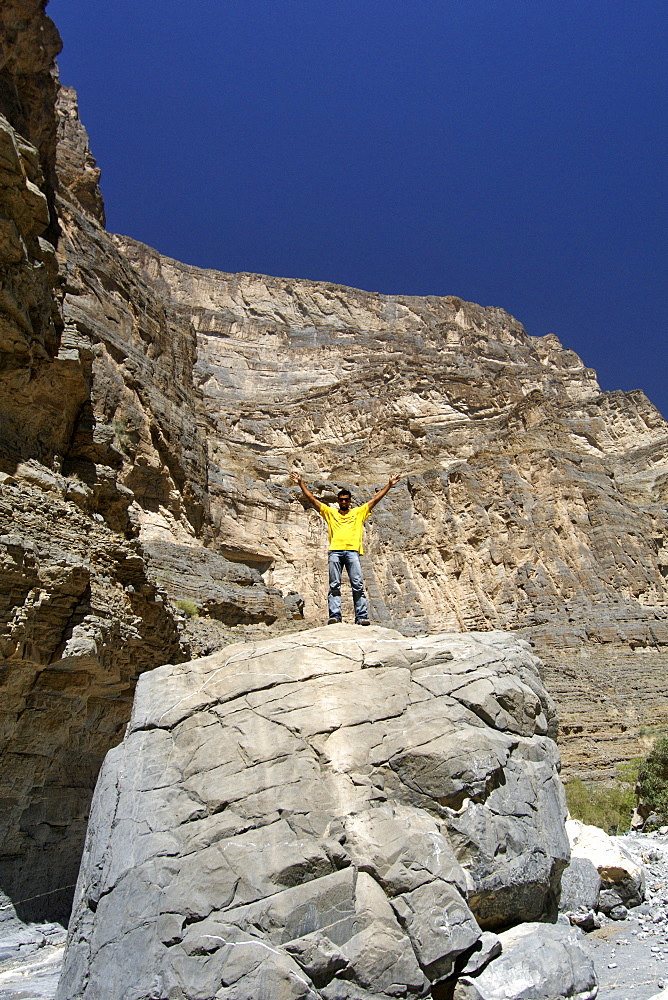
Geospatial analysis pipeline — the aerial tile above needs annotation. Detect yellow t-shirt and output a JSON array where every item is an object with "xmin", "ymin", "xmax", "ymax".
[{"xmin": 318, "ymin": 503, "xmax": 371, "ymax": 553}]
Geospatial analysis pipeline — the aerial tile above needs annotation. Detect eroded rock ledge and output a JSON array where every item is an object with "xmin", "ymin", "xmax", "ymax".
[{"xmin": 57, "ymin": 626, "xmax": 587, "ymax": 1000}]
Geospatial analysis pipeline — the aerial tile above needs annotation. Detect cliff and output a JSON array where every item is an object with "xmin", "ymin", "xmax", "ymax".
[
  {"xmin": 119, "ymin": 242, "xmax": 668, "ymax": 783},
  {"xmin": 0, "ymin": 0, "xmax": 206, "ymax": 921},
  {"xmin": 0, "ymin": 0, "xmax": 667, "ymax": 926}
]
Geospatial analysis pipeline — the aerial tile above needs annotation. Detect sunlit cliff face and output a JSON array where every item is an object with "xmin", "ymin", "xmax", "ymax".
[
  {"xmin": 1, "ymin": 0, "xmax": 668, "ymax": 931},
  {"xmin": 112, "ymin": 242, "xmax": 668, "ymax": 785}
]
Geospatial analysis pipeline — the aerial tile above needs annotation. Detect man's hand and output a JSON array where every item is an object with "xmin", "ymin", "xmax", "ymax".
[
  {"xmin": 290, "ymin": 471, "xmax": 321, "ymax": 511},
  {"xmin": 368, "ymin": 473, "xmax": 404, "ymax": 511}
]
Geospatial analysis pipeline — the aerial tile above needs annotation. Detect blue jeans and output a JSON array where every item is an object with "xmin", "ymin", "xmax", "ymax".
[{"xmin": 328, "ymin": 550, "xmax": 368, "ymax": 621}]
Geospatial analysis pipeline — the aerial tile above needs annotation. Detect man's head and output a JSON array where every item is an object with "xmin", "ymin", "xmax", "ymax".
[{"xmin": 337, "ymin": 489, "xmax": 352, "ymax": 512}]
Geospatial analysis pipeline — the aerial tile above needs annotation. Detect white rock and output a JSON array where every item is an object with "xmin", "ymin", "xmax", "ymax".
[{"xmin": 567, "ymin": 819, "xmax": 644, "ymax": 886}]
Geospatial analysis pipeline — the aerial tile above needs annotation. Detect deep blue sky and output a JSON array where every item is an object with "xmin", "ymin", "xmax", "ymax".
[{"xmin": 50, "ymin": 0, "xmax": 667, "ymax": 417}]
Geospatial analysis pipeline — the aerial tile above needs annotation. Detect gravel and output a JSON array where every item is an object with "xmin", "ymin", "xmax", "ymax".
[{"xmin": 583, "ymin": 832, "xmax": 668, "ymax": 1000}]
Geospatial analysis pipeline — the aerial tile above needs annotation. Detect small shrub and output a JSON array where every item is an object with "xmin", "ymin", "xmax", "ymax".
[
  {"xmin": 637, "ymin": 736, "xmax": 668, "ymax": 824},
  {"xmin": 112, "ymin": 418, "xmax": 132, "ymax": 453},
  {"xmin": 565, "ymin": 762, "xmax": 638, "ymax": 834},
  {"xmin": 638, "ymin": 725, "xmax": 667, "ymax": 739},
  {"xmin": 174, "ymin": 599, "xmax": 199, "ymax": 618}
]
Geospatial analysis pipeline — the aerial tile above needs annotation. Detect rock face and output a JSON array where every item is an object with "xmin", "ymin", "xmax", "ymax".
[
  {"xmin": 2, "ymin": 0, "xmax": 668, "ymax": 930},
  {"xmin": 0, "ymin": 4, "xmax": 196, "ymax": 921},
  {"xmin": 0, "ymin": 2, "xmax": 291, "ymax": 921},
  {"xmin": 118, "ymin": 241, "xmax": 668, "ymax": 784},
  {"xmin": 57, "ymin": 627, "xmax": 571, "ymax": 1000}
]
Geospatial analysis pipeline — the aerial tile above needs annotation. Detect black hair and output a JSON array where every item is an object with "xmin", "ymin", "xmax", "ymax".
[{"xmin": 337, "ymin": 489, "xmax": 351, "ymax": 499}]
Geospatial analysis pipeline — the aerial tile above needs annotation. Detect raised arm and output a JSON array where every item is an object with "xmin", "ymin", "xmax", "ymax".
[
  {"xmin": 367, "ymin": 473, "xmax": 403, "ymax": 512},
  {"xmin": 290, "ymin": 471, "xmax": 322, "ymax": 511}
]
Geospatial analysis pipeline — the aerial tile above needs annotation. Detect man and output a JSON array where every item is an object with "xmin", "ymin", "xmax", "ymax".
[{"xmin": 290, "ymin": 471, "xmax": 402, "ymax": 625}]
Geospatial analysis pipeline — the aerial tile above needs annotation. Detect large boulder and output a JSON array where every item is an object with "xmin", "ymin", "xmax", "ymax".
[
  {"xmin": 559, "ymin": 856, "xmax": 601, "ymax": 914},
  {"xmin": 567, "ymin": 818, "xmax": 645, "ymax": 909},
  {"xmin": 57, "ymin": 626, "xmax": 570, "ymax": 1000},
  {"xmin": 455, "ymin": 922, "xmax": 597, "ymax": 1000}
]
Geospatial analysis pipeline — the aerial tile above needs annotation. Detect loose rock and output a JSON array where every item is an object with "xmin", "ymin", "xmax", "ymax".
[{"xmin": 455, "ymin": 922, "xmax": 597, "ymax": 1000}]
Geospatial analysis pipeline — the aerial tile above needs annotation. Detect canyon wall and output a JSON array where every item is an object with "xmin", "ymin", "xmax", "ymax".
[
  {"xmin": 0, "ymin": 1, "xmax": 182, "ymax": 920},
  {"xmin": 119, "ymin": 241, "xmax": 668, "ymax": 783},
  {"xmin": 1, "ymin": 1, "xmax": 268, "ymax": 921},
  {"xmin": 1, "ymin": 0, "xmax": 667, "ymax": 923}
]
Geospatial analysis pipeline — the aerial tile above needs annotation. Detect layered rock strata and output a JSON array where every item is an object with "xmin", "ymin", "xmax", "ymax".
[
  {"xmin": 119, "ymin": 241, "xmax": 668, "ymax": 780},
  {"xmin": 2, "ymin": 0, "xmax": 668, "ymax": 931},
  {"xmin": 57, "ymin": 626, "xmax": 576, "ymax": 1000},
  {"xmin": 0, "ymin": 3, "xmax": 295, "ymax": 921}
]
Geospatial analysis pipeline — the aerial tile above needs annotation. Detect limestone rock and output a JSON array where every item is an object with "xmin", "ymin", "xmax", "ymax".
[
  {"xmin": 559, "ymin": 856, "xmax": 601, "ymax": 914},
  {"xmin": 455, "ymin": 922, "xmax": 596, "ymax": 1000},
  {"xmin": 143, "ymin": 538, "xmax": 292, "ymax": 624},
  {"xmin": 119, "ymin": 238, "xmax": 668, "ymax": 785},
  {"xmin": 2, "ymin": 0, "xmax": 668, "ymax": 940},
  {"xmin": 456, "ymin": 931, "xmax": 502, "ymax": 977},
  {"xmin": 567, "ymin": 818, "xmax": 645, "ymax": 908},
  {"xmin": 0, "ymin": 459, "xmax": 184, "ymax": 921},
  {"xmin": 57, "ymin": 627, "xmax": 568, "ymax": 1000},
  {"xmin": 55, "ymin": 85, "xmax": 105, "ymax": 224},
  {"xmin": 0, "ymin": 0, "xmax": 61, "ymax": 239},
  {"xmin": 0, "ymin": 111, "xmax": 68, "ymax": 462},
  {"xmin": 568, "ymin": 908, "xmax": 601, "ymax": 932}
]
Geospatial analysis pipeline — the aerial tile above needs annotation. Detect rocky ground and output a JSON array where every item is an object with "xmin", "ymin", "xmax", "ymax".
[
  {"xmin": 585, "ymin": 833, "xmax": 668, "ymax": 1000},
  {"xmin": 0, "ymin": 892, "xmax": 65, "ymax": 1000},
  {"xmin": 0, "ymin": 943, "xmax": 64, "ymax": 1000}
]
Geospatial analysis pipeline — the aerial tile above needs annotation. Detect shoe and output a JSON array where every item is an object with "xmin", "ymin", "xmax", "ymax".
[
  {"xmin": 356, "ymin": 619, "xmax": 371, "ymax": 626},
  {"xmin": 328, "ymin": 616, "xmax": 342, "ymax": 625}
]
